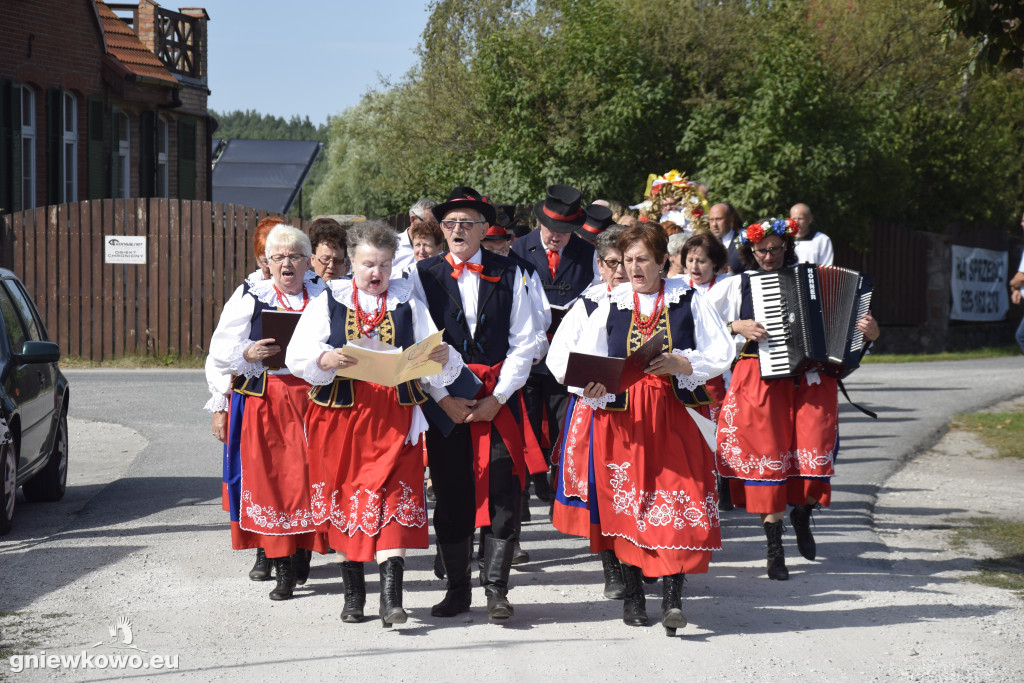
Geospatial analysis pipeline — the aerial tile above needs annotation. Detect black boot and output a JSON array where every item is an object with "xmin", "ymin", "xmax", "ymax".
[
  {"xmin": 432, "ymin": 545, "xmax": 446, "ymax": 580},
  {"xmin": 661, "ymin": 573, "xmax": 687, "ymax": 636},
  {"xmin": 379, "ymin": 557, "xmax": 407, "ymax": 628},
  {"xmin": 717, "ymin": 474, "xmax": 734, "ymax": 511},
  {"xmin": 269, "ymin": 556, "xmax": 296, "ymax": 600},
  {"xmin": 512, "ymin": 502, "xmax": 529, "ymax": 565},
  {"xmin": 790, "ymin": 503, "xmax": 819, "ymax": 561},
  {"xmin": 293, "ymin": 549, "xmax": 312, "ymax": 586},
  {"xmin": 600, "ymin": 550, "xmax": 624, "ymax": 599},
  {"xmin": 532, "ymin": 471, "xmax": 554, "ymax": 503},
  {"xmin": 764, "ymin": 520, "xmax": 789, "ymax": 580},
  {"xmin": 339, "ymin": 560, "xmax": 366, "ymax": 623},
  {"xmin": 520, "ymin": 488, "xmax": 532, "ymax": 522},
  {"xmin": 249, "ymin": 548, "xmax": 272, "ymax": 581},
  {"xmin": 482, "ymin": 536, "xmax": 515, "ymax": 620},
  {"xmin": 620, "ymin": 562, "xmax": 649, "ymax": 626},
  {"xmin": 431, "ymin": 538, "xmax": 473, "ymax": 617}
]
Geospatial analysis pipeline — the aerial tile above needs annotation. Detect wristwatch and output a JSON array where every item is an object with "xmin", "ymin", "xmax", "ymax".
[
  {"xmin": 726, "ymin": 321, "xmax": 735, "ymax": 335},
  {"xmin": 494, "ymin": 391, "xmax": 508, "ymax": 406}
]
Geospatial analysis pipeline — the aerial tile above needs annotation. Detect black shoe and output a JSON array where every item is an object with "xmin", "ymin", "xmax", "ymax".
[
  {"xmin": 431, "ymin": 538, "xmax": 473, "ymax": 617},
  {"xmin": 293, "ymin": 549, "xmax": 312, "ymax": 586},
  {"xmin": 790, "ymin": 503, "xmax": 819, "ymax": 561},
  {"xmin": 432, "ymin": 546, "xmax": 446, "ymax": 580},
  {"xmin": 482, "ymin": 536, "xmax": 515, "ymax": 620},
  {"xmin": 511, "ymin": 542, "xmax": 530, "ymax": 565},
  {"xmin": 269, "ymin": 556, "xmax": 296, "ymax": 600},
  {"xmin": 520, "ymin": 489, "xmax": 532, "ymax": 522},
  {"xmin": 600, "ymin": 550, "xmax": 625, "ymax": 600},
  {"xmin": 339, "ymin": 560, "xmax": 366, "ymax": 623},
  {"xmin": 661, "ymin": 573, "xmax": 687, "ymax": 636},
  {"xmin": 425, "ymin": 484, "xmax": 436, "ymax": 502},
  {"xmin": 764, "ymin": 520, "xmax": 789, "ymax": 581},
  {"xmin": 379, "ymin": 557, "xmax": 407, "ymax": 628},
  {"xmin": 717, "ymin": 474, "xmax": 734, "ymax": 512},
  {"xmin": 620, "ymin": 563, "xmax": 649, "ymax": 626},
  {"xmin": 532, "ymin": 472, "xmax": 555, "ymax": 503},
  {"xmin": 249, "ymin": 548, "xmax": 272, "ymax": 581}
]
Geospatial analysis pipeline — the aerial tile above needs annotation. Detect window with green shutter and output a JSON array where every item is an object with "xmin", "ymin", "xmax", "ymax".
[
  {"xmin": 177, "ymin": 117, "xmax": 196, "ymax": 200},
  {"xmin": 87, "ymin": 96, "xmax": 107, "ymax": 200}
]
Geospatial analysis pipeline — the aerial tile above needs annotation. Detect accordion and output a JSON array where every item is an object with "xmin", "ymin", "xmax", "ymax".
[{"xmin": 749, "ymin": 264, "xmax": 873, "ymax": 379}]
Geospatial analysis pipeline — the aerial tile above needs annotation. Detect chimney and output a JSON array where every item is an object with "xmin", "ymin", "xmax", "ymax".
[{"xmin": 136, "ymin": 0, "xmax": 160, "ymax": 55}]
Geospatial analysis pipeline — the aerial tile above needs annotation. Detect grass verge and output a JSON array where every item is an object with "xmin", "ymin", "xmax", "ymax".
[
  {"xmin": 60, "ymin": 354, "xmax": 205, "ymax": 370},
  {"xmin": 862, "ymin": 345, "xmax": 1019, "ymax": 363},
  {"xmin": 952, "ymin": 408, "xmax": 1024, "ymax": 459},
  {"xmin": 950, "ymin": 516, "xmax": 1024, "ymax": 598}
]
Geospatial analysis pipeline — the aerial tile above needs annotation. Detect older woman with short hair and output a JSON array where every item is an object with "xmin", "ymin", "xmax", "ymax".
[
  {"xmin": 548, "ymin": 224, "xmax": 734, "ymax": 633},
  {"xmin": 206, "ymin": 224, "xmax": 326, "ymax": 601},
  {"xmin": 308, "ymin": 217, "xmax": 349, "ymax": 281},
  {"xmin": 287, "ymin": 220, "xmax": 461, "ymax": 628}
]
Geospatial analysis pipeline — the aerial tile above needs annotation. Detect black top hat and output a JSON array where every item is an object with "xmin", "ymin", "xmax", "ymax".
[
  {"xmin": 482, "ymin": 223, "xmax": 512, "ymax": 241},
  {"xmin": 576, "ymin": 203, "xmax": 614, "ymax": 240},
  {"xmin": 533, "ymin": 184, "xmax": 586, "ymax": 233},
  {"xmin": 431, "ymin": 186, "xmax": 497, "ymax": 225}
]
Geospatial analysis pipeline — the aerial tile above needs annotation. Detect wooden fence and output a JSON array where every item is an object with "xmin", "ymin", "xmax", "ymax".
[{"xmin": 0, "ymin": 198, "xmax": 306, "ymax": 360}]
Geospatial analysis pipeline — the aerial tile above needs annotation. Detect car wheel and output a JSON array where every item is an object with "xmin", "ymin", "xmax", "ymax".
[
  {"xmin": 0, "ymin": 442, "xmax": 15, "ymax": 535},
  {"xmin": 23, "ymin": 412, "xmax": 68, "ymax": 503}
]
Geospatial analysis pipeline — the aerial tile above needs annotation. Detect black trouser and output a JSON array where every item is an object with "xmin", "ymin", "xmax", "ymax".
[
  {"xmin": 522, "ymin": 371, "xmax": 571, "ymax": 466},
  {"xmin": 427, "ymin": 422, "xmax": 521, "ymax": 544}
]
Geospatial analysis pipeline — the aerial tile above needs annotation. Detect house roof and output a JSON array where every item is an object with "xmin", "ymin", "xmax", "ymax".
[{"xmin": 94, "ymin": 1, "xmax": 178, "ymax": 86}]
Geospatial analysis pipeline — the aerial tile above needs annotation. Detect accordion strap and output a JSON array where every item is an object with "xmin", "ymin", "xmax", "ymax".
[{"xmin": 838, "ymin": 380, "xmax": 877, "ymax": 419}]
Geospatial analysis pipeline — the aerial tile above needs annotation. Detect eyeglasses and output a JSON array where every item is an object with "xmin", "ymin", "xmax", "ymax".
[
  {"xmin": 315, "ymin": 255, "xmax": 347, "ymax": 266},
  {"xmin": 600, "ymin": 258, "xmax": 623, "ymax": 269},
  {"xmin": 256, "ymin": 256, "xmax": 269, "ymax": 265},
  {"xmin": 268, "ymin": 254, "xmax": 306, "ymax": 264},
  {"xmin": 752, "ymin": 246, "xmax": 784, "ymax": 256},
  {"xmin": 441, "ymin": 220, "xmax": 485, "ymax": 230}
]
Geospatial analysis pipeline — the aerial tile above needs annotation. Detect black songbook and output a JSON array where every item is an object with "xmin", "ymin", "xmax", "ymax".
[
  {"xmin": 563, "ymin": 331, "xmax": 666, "ymax": 394},
  {"xmin": 260, "ymin": 310, "xmax": 303, "ymax": 368},
  {"xmin": 420, "ymin": 365, "xmax": 484, "ymax": 437},
  {"xmin": 547, "ymin": 300, "xmax": 576, "ymax": 335}
]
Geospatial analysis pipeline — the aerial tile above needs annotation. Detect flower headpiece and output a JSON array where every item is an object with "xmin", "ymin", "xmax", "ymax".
[
  {"xmin": 638, "ymin": 169, "xmax": 709, "ymax": 231},
  {"xmin": 740, "ymin": 217, "xmax": 798, "ymax": 245}
]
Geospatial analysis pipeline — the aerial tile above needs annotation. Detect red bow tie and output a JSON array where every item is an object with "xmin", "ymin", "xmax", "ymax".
[{"xmin": 446, "ymin": 253, "xmax": 500, "ymax": 282}]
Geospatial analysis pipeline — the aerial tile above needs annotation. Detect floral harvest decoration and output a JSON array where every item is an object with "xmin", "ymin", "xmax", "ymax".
[{"xmin": 740, "ymin": 217, "xmax": 799, "ymax": 245}]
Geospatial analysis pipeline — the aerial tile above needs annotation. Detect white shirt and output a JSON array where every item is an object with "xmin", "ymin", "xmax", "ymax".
[
  {"xmin": 204, "ymin": 271, "xmax": 325, "ymax": 411},
  {"xmin": 285, "ymin": 277, "xmax": 461, "ymax": 444},
  {"xmin": 392, "ymin": 227, "xmax": 415, "ymax": 274},
  {"xmin": 718, "ymin": 229, "xmax": 735, "ymax": 246},
  {"xmin": 794, "ymin": 232, "xmax": 834, "ymax": 266},
  {"xmin": 546, "ymin": 280, "xmax": 734, "ymax": 405},
  {"xmin": 407, "ymin": 249, "xmax": 539, "ymax": 402}
]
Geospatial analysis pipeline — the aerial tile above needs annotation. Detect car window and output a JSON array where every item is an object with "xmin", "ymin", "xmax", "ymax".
[
  {"xmin": 2, "ymin": 279, "xmax": 45, "ymax": 342},
  {"xmin": 0, "ymin": 287, "xmax": 28, "ymax": 357}
]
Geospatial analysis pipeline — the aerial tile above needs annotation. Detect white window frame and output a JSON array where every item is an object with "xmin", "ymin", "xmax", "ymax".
[
  {"xmin": 114, "ymin": 108, "xmax": 130, "ymax": 198},
  {"xmin": 62, "ymin": 91, "xmax": 78, "ymax": 203},
  {"xmin": 20, "ymin": 87, "xmax": 36, "ymax": 210},
  {"xmin": 156, "ymin": 118, "xmax": 169, "ymax": 197}
]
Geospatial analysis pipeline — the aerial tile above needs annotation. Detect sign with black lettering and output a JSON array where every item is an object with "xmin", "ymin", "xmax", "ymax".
[
  {"xmin": 950, "ymin": 245, "xmax": 1007, "ymax": 321},
  {"xmin": 104, "ymin": 236, "xmax": 147, "ymax": 264}
]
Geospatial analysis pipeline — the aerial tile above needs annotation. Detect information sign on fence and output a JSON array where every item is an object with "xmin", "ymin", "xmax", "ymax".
[
  {"xmin": 950, "ymin": 245, "xmax": 1008, "ymax": 321},
  {"xmin": 104, "ymin": 235, "xmax": 147, "ymax": 264}
]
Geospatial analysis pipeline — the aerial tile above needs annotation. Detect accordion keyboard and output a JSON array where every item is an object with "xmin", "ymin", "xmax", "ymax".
[{"xmin": 750, "ymin": 273, "xmax": 797, "ymax": 378}]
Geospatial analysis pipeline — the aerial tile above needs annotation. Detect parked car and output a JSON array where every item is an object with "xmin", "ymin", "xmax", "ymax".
[{"xmin": 0, "ymin": 269, "xmax": 70, "ymax": 535}]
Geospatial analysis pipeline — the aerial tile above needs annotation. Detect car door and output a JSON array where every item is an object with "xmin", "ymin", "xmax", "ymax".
[{"xmin": 0, "ymin": 284, "xmax": 47, "ymax": 471}]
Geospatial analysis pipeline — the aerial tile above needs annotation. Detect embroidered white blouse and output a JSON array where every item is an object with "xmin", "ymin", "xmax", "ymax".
[
  {"xmin": 285, "ymin": 277, "xmax": 463, "ymax": 444},
  {"xmin": 204, "ymin": 270, "xmax": 325, "ymax": 412},
  {"xmin": 546, "ymin": 279, "xmax": 734, "ymax": 410}
]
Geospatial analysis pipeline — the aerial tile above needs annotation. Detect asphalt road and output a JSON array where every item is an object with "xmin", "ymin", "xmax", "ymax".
[{"xmin": 2, "ymin": 359, "xmax": 1023, "ymax": 681}]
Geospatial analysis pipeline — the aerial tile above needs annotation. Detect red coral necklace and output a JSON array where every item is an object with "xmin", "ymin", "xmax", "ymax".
[
  {"xmin": 274, "ymin": 285, "xmax": 309, "ymax": 312},
  {"xmin": 351, "ymin": 281, "xmax": 388, "ymax": 335},
  {"xmin": 632, "ymin": 281, "xmax": 665, "ymax": 340}
]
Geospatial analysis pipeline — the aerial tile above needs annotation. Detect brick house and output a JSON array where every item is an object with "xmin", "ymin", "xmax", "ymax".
[{"xmin": 0, "ymin": 0, "xmax": 213, "ymax": 214}]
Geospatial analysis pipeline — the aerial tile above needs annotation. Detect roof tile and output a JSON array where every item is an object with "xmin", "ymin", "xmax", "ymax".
[{"xmin": 95, "ymin": 1, "xmax": 177, "ymax": 85}]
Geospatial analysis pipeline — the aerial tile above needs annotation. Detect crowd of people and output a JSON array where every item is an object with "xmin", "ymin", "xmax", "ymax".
[{"xmin": 204, "ymin": 176, "xmax": 880, "ymax": 634}]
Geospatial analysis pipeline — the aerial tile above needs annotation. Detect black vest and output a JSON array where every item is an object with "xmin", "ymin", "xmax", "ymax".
[
  {"xmin": 602, "ymin": 291, "xmax": 711, "ymax": 410},
  {"xmin": 512, "ymin": 230, "xmax": 595, "ymax": 306},
  {"xmin": 416, "ymin": 251, "xmax": 519, "ymax": 367},
  {"xmin": 308, "ymin": 292, "xmax": 427, "ymax": 408},
  {"xmin": 737, "ymin": 273, "xmax": 760, "ymax": 358}
]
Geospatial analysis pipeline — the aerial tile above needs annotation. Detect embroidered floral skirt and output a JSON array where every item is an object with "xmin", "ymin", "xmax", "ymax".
[
  {"xmin": 234, "ymin": 374, "xmax": 326, "ymax": 557},
  {"xmin": 715, "ymin": 358, "xmax": 837, "ymax": 513},
  {"xmin": 305, "ymin": 381, "xmax": 428, "ymax": 562},
  {"xmin": 553, "ymin": 396, "xmax": 596, "ymax": 539},
  {"xmin": 590, "ymin": 374, "xmax": 721, "ymax": 577}
]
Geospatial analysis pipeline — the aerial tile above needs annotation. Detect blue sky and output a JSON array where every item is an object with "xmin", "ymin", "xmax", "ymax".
[{"xmin": 200, "ymin": 1, "xmax": 431, "ymax": 124}]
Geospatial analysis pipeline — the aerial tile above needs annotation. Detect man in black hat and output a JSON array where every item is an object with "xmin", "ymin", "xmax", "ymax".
[
  {"xmin": 410, "ymin": 186, "xmax": 542, "ymax": 621},
  {"xmin": 576, "ymin": 203, "xmax": 615, "ymax": 246},
  {"xmin": 511, "ymin": 185, "xmax": 599, "ymax": 504}
]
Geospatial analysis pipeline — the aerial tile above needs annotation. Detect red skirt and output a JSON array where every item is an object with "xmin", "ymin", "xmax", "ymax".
[
  {"xmin": 590, "ymin": 374, "xmax": 721, "ymax": 577},
  {"xmin": 305, "ymin": 382, "xmax": 428, "ymax": 562},
  {"xmin": 233, "ymin": 374, "xmax": 326, "ymax": 557},
  {"xmin": 716, "ymin": 358, "xmax": 837, "ymax": 513}
]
